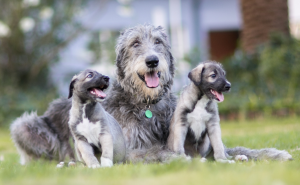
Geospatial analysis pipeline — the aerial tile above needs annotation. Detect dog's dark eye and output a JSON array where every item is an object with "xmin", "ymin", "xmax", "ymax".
[
  {"xmin": 87, "ymin": 73, "xmax": 93, "ymax": 78},
  {"xmin": 155, "ymin": 39, "xmax": 161, "ymax": 44},
  {"xmin": 133, "ymin": 41, "xmax": 140, "ymax": 47},
  {"xmin": 211, "ymin": 74, "xmax": 216, "ymax": 78}
]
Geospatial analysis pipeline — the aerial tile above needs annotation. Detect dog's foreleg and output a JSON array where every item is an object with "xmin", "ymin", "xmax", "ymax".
[
  {"xmin": 169, "ymin": 122, "xmax": 188, "ymax": 155},
  {"xmin": 198, "ymin": 134, "xmax": 212, "ymax": 158},
  {"xmin": 60, "ymin": 141, "xmax": 76, "ymax": 166},
  {"xmin": 76, "ymin": 140, "xmax": 100, "ymax": 168},
  {"xmin": 64, "ymin": 141, "xmax": 76, "ymax": 162},
  {"xmin": 16, "ymin": 144, "xmax": 32, "ymax": 165},
  {"xmin": 58, "ymin": 142, "xmax": 69, "ymax": 162},
  {"xmin": 207, "ymin": 122, "xmax": 234, "ymax": 163},
  {"xmin": 99, "ymin": 133, "xmax": 113, "ymax": 167}
]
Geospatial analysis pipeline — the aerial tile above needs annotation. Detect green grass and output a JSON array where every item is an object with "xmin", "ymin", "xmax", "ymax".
[{"xmin": 1, "ymin": 117, "xmax": 300, "ymax": 185}]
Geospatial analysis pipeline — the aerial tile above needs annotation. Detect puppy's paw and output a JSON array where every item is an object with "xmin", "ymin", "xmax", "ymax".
[
  {"xmin": 216, "ymin": 159, "xmax": 235, "ymax": 164},
  {"xmin": 56, "ymin": 162, "xmax": 65, "ymax": 168},
  {"xmin": 178, "ymin": 154, "xmax": 191, "ymax": 161},
  {"xmin": 184, "ymin": 155, "xmax": 192, "ymax": 161},
  {"xmin": 68, "ymin": 161, "xmax": 76, "ymax": 167},
  {"xmin": 200, "ymin": 157, "xmax": 207, "ymax": 163},
  {"xmin": 235, "ymin": 155, "xmax": 248, "ymax": 162},
  {"xmin": 88, "ymin": 164, "xmax": 101, "ymax": 169},
  {"xmin": 100, "ymin": 157, "xmax": 113, "ymax": 168}
]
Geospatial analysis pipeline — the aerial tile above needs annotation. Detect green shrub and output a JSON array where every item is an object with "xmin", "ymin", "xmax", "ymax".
[{"xmin": 219, "ymin": 34, "xmax": 300, "ymax": 117}]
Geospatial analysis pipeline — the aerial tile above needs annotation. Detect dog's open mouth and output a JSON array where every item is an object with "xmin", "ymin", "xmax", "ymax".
[
  {"xmin": 210, "ymin": 89, "xmax": 224, "ymax": 102},
  {"xmin": 88, "ymin": 84, "xmax": 108, "ymax": 99},
  {"xmin": 137, "ymin": 71, "xmax": 161, "ymax": 88}
]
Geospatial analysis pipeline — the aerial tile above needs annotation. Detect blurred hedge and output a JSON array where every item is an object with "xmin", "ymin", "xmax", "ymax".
[
  {"xmin": 0, "ymin": 1, "xmax": 87, "ymax": 127},
  {"xmin": 219, "ymin": 34, "xmax": 300, "ymax": 119}
]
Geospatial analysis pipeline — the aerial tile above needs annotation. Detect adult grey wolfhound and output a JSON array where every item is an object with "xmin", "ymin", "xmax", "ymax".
[
  {"xmin": 102, "ymin": 24, "xmax": 177, "ymax": 162},
  {"xmin": 10, "ymin": 24, "xmax": 292, "ymax": 164}
]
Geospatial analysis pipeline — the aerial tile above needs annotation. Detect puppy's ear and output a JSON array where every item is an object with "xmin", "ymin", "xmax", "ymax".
[
  {"xmin": 68, "ymin": 75, "xmax": 78, "ymax": 99},
  {"xmin": 188, "ymin": 63, "xmax": 205, "ymax": 86}
]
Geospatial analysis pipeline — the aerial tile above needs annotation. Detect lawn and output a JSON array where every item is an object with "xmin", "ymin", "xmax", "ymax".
[{"xmin": 0, "ymin": 117, "xmax": 300, "ymax": 185}]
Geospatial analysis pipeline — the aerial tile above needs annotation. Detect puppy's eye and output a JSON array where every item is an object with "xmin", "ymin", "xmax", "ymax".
[
  {"xmin": 133, "ymin": 41, "xmax": 140, "ymax": 47},
  {"xmin": 87, "ymin": 73, "xmax": 93, "ymax": 78},
  {"xmin": 211, "ymin": 74, "xmax": 216, "ymax": 78},
  {"xmin": 155, "ymin": 39, "xmax": 161, "ymax": 44}
]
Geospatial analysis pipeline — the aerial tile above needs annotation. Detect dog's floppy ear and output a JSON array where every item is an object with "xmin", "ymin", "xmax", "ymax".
[
  {"xmin": 68, "ymin": 75, "xmax": 78, "ymax": 99},
  {"xmin": 188, "ymin": 63, "xmax": 205, "ymax": 86}
]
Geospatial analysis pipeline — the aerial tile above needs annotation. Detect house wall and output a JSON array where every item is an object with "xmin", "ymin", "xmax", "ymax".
[{"xmin": 52, "ymin": 0, "xmax": 242, "ymax": 95}]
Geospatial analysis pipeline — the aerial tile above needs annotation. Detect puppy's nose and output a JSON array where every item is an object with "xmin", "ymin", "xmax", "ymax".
[
  {"xmin": 103, "ymin": 76, "xmax": 110, "ymax": 82},
  {"xmin": 224, "ymin": 83, "xmax": 231, "ymax": 91},
  {"xmin": 145, "ymin": 55, "xmax": 159, "ymax": 68}
]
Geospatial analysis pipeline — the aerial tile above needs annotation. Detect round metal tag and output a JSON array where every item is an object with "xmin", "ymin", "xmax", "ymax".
[{"xmin": 145, "ymin": 110, "xmax": 153, "ymax": 118}]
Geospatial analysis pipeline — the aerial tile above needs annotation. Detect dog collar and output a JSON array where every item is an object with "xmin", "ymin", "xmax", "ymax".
[
  {"xmin": 142, "ymin": 91, "xmax": 166, "ymax": 105},
  {"xmin": 143, "ymin": 91, "xmax": 165, "ymax": 118},
  {"xmin": 142, "ymin": 97, "xmax": 162, "ymax": 104}
]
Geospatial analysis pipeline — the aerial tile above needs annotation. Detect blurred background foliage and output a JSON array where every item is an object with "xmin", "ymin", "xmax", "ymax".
[
  {"xmin": 87, "ymin": 31, "xmax": 119, "ymax": 65},
  {"xmin": 0, "ymin": 0, "xmax": 87, "ymax": 126},
  {"xmin": 0, "ymin": 0, "xmax": 299, "ymax": 127},
  {"xmin": 219, "ymin": 34, "xmax": 300, "ymax": 119}
]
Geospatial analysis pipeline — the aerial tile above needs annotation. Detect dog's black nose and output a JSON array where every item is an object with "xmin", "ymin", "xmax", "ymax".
[
  {"xmin": 145, "ymin": 55, "xmax": 159, "ymax": 68},
  {"xmin": 103, "ymin": 76, "xmax": 110, "ymax": 82},
  {"xmin": 224, "ymin": 83, "xmax": 231, "ymax": 91}
]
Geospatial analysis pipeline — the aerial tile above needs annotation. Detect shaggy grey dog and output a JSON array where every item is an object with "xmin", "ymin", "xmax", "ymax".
[
  {"xmin": 68, "ymin": 69, "xmax": 126, "ymax": 168},
  {"xmin": 103, "ymin": 24, "xmax": 177, "ymax": 162},
  {"xmin": 10, "ymin": 98, "xmax": 75, "ymax": 165},
  {"xmin": 168, "ymin": 61, "xmax": 292, "ymax": 161}
]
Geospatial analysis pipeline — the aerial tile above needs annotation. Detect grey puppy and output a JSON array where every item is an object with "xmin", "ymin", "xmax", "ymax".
[
  {"xmin": 68, "ymin": 69, "xmax": 126, "ymax": 168},
  {"xmin": 168, "ymin": 61, "xmax": 292, "ymax": 162},
  {"xmin": 10, "ymin": 99, "xmax": 75, "ymax": 165}
]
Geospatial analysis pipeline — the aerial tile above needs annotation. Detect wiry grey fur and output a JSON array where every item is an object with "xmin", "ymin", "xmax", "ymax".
[
  {"xmin": 10, "ymin": 99, "xmax": 75, "ymax": 164},
  {"xmin": 68, "ymin": 69, "xmax": 126, "ymax": 168},
  {"xmin": 103, "ymin": 24, "xmax": 177, "ymax": 162},
  {"xmin": 226, "ymin": 147, "xmax": 292, "ymax": 161}
]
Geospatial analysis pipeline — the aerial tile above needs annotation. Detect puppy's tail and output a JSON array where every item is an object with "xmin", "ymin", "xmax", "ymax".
[
  {"xmin": 226, "ymin": 147, "xmax": 292, "ymax": 161},
  {"xmin": 10, "ymin": 112, "xmax": 59, "ymax": 164},
  {"xmin": 126, "ymin": 145, "xmax": 179, "ymax": 163}
]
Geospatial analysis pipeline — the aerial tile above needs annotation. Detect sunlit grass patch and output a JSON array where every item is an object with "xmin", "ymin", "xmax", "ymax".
[{"xmin": 0, "ymin": 117, "xmax": 300, "ymax": 185}]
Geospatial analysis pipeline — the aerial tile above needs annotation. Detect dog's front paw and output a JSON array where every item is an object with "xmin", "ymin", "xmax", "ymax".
[
  {"xmin": 200, "ymin": 157, "xmax": 207, "ymax": 163},
  {"xmin": 235, "ymin": 155, "xmax": 248, "ymax": 162},
  {"xmin": 88, "ymin": 164, "xmax": 101, "ymax": 169},
  {"xmin": 68, "ymin": 161, "xmax": 76, "ymax": 167},
  {"xmin": 216, "ymin": 159, "xmax": 235, "ymax": 163},
  {"xmin": 56, "ymin": 162, "xmax": 65, "ymax": 168},
  {"xmin": 100, "ymin": 157, "xmax": 113, "ymax": 168}
]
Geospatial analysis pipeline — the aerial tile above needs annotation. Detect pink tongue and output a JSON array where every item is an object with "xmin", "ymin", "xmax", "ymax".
[
  {"xmin": 145, "ymin": 72, "xmax": 159, "ymax": 88},
  {"xmin": 212, "ymin": 90, "xmax": 224, "ymax": 102},
  {"xmin": 93, "ymin": 88, "xmax": 106, "ymax": 98}
]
